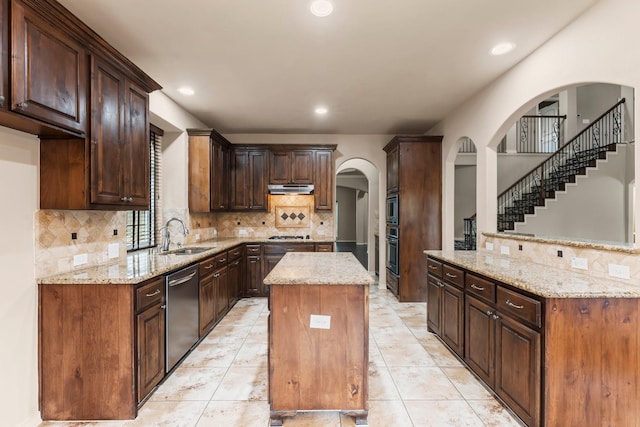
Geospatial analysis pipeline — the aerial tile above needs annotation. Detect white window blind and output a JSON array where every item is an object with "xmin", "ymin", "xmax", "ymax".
[{"xmin": 126, "ymin": 124, "xmax": 163, "ymax": 251}]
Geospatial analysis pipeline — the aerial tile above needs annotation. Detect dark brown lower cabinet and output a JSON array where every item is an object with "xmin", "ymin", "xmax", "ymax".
[
  {"xmin": 245, "ymin": 245, "xmax": 263, "ymax": 297},
  {"xmin": 214, "ymin": 266, "xmax": 229, "ymax": 320},
  {"xmin": 228, "ymin": 257, "xmax": 243, "ymax": 307},
  {"xmin": 426, "ymin": 276, "xmax": 442, "ymax": 335},
  {"xmin": 427, "ymin": 274, "xmax": 464, "ymax": 357},
  {"xmin": 136, "ymin": 300, "xmax": 165, "ymax": 403}
]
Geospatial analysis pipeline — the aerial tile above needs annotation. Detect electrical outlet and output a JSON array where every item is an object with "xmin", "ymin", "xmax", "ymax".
[
  {"xmin": 608, "ymin": 263, "xmax": 630, "ymax": 279},
  {"xmin": 73, "ymin": 253, "xmax": 88, "ymax": 266},
  {"xmin": 500, "ymin": 245, "xmax": 510, "ymax": 255},
  {"xmin": 317, "ymin": 230, "xmax": 325, "ymax": 236},
  {"xmin": 486, "ymin": 242, "xmax": 494, "ymax": 250},
  {"xmin": 238, "ymin": 229, "xmax": 248, "ymax": 236},
  {"xmin": 571, "ymin": 257, "xmax": 588, "ymax": 270}
]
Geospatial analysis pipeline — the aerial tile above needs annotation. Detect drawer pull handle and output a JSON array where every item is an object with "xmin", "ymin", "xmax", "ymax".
[
  {"xmin": 204, "ymin": 264, "xmax": 215, "ymax": 269},
  {"xmin": 505, "ymin": 299, "xmax": 524, "ymax": 310},
  {"xmin": 445, "ymin": 272, "xmax": 457, "ymax": 278},
  {"xmin": 470, "ymin": 283, "xmax": 485, "ymax": 291},
  {"xmin": 428, "ymin": 265, "xmax": 438, "ymax": 270},
  {"xmin": 234, "ymin": 260, "xmax": 240, "ymax": 265},
  {"xmin": 145, "ymin": 289, "xmax": 161, "ymax": 297},
  {"xmin": 219, "ymin": 258, "xmax": 226, "ymax": 263}
]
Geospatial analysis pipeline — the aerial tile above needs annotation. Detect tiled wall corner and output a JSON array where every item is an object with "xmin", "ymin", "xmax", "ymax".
[{"xmin": 35, "ymin": 210, "xmax": 126, "ymax": 278}]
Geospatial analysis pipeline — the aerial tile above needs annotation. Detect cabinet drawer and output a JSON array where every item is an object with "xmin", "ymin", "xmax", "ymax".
[
  {"xmin": 228, "ymin": 246, "xmax": 244, "ymax": 262},
  {"xmin": 497, "ymin": 286, "xmax": 542, "ymax": 328},
  {"xmin": 427, "ymin": 258, "xmax": 442, "ymax": 277},
  {"xmin": 246, "ymin": 244, "xmax": 261, "ymax": 255},
  {"xmin": 442, "ymin": 264, "xmax": 464, "ymax": 288},
  {"xmin": 136, "ymin": 278, "xmax": 165, "ymax": 312},
  {"xmin": 199, "ymin": 256, "xmax": 217, "ymax": 276},
  {"xmin": 315, "ymin": 242, "xmax": 334, "ymax": 252},
  {"xmin": 465, "ymin": 273, "xmax": 496, "ymax": 304},
  {"xmin": 264, "ymin": 243, "xmax": 315, "ymax": 254},
  {"xmin": 214, "ymin": 252, "xmax": 228, "ymax": 269}
]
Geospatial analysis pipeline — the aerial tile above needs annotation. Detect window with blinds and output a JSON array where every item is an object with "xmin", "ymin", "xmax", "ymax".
[{"xmin": 126, "ymin": 125, "xmax": 163, "ymax": 251}]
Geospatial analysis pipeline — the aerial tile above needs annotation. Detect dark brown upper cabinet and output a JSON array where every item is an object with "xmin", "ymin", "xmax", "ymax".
[
  {"xmin": 314, "ymin": 149, "xmax": 334, "ymax": 211},
  {"xmin": 10, "ymin": 0, "xmax": 87, "ymax": 135},
  {"xmin": 188, "ymin": 128, "xmax": 230, "ymax": 213},
  {"xmin": 269, "ymin": 149, "xmax": 313, "ymax": 184},
  {"xmin": 0, "ymin": 0, "xmax": 8, "ymax": 113},
  {"xmin": 230, "ymin": 147, "xmax": 268, "ymax": 211},
  {"xmin": 31, "ymin": 0, "xmax": 161, "ymax": 210}
]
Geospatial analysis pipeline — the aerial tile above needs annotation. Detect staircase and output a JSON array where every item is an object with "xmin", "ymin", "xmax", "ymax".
[{"xmin": 497, "ymin": 98, "xmax": 626, "ymax": 232}]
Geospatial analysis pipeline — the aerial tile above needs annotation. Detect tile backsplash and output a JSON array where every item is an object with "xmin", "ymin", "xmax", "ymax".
[
  {"xmin": 35, "ymin": 194, "xmax": 335, "ymax": 278},
  {"xmin": 480, "ymin": 233, "xmax": 640, "ymax": 284}
]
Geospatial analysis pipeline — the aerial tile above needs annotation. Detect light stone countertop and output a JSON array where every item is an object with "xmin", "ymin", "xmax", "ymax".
[
  {"xmin": 425, "ymin": 250, "xmax": 640, "ymax": 298},
  {"xmin": 38, "ymin": 237, "xmax": 335, "ymax": 285},
  {"xmin": 263, "ymin": 252, "xmax": 375, "ymax": 286}
]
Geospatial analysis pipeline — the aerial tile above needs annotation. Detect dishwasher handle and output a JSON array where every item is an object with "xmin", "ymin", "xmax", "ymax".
[{"xmin": 168, "ymin": 271, "xmax": 197, "ymax": 287}]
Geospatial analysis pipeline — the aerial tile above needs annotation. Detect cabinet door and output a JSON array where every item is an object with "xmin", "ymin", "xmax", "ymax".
[
  {"xmin": 11, "ymin": 0, "xmax": 87, "ymax": 134},
  {"xmin": 136, "ymin": 303, "xmax": 165, "ymax": 403},
  {"xmin": 211, "ymin": 141, "xmax": 228, "ymax": 211},
  {"xmin": 495, "ymin": 314, "xmax": 541, "ymax": 427},
  {"xmin": 90, "ymin": 56, "xmax": 125, "ymax": 205},
  {"xmin": 426, "ymin": 276, "xmax": 442, "ymax": 335},
  {"xmin": 465, "ymin": 296, "xmax": 494, "ymax": 386},
  {"xmin": 264, "ymin": 254, "xmax": 284, "ymax": 278},
  {"xmin": 0, "ymin": 0, "xmax": 8, "ymax": 112},
  {"xmin": 269, "ymin": 151, "xmax": 290, "ymax": 184},
  {"xmin": 124, "ymin": 80, "xmax": 149, "ymax": 207},
  {"xmin": 248, "ymin": 149, "xmax": 268, "ymax": 210},
  {"xmin": 199, "ymin": 273, "xmax": 216, "ymax": 336},
  {"xmin": 228, "ymin": 258, "xmax": 243, "ymax": 307},
  {"xmin": 441, "ymin": 283, "xmax": 464, "ymax": 357},
  {"xmin": 214, "ymin": 267, "xmax": 229, "ymax": 319},
  {"xmin": 386, "ymin": 144, "xmax": 399, "ymax": 193},
  {"xmin": 245, "ymin": 255, "xmax": 263, "ymax": 297},
  {"xmin": 314, "ymin": 150, "xmax": 333, "ymax": 211},
  {"xmin": 230, "ymin": 150, "xmax": 249, "ymax": 210},
  {"xmin": 291, "ymin": 150, "xmax": 313, "ymax": 183}
]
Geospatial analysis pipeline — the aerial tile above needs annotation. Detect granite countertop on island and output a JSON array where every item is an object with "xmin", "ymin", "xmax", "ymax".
[
  {"xmin": 264, "ymin": 252, "xmax": 374, "ymax": 286},
  {"xmin": 38, "ymin": 237, "xmax": 336, "ymax": 286},
  {"xmin": 425, "ymin": 250, "xmax": 640, "ymax": 298}
]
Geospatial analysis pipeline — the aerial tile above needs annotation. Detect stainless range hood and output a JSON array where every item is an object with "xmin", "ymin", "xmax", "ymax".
[{"xmin": 268, "ymin": 184, "xmax": 314, "ymax": 195}]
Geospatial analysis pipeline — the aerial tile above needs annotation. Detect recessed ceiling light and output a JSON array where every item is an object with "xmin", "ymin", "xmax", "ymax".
[
  {"xmin": 178, "ymin": 86, "xmax": 195, "ymax": 95},
  {"xmin": 490, "ymin": 42, "xmax": 516, "ymax": 56},
  {"xmin": 315, "ymin": 106, "xmax": 328, "ymax": 115},
  {"xmin": 310, "ymin": 0, "xmax": 333, "ymax": 17}
]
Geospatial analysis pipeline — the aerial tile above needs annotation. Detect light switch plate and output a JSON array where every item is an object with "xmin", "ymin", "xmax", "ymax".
[
  {"xmin": 108, "ymin": 243, "xmax": 119, "ymax": 259},
  {"xmin": 608, "ymin": 263, "xmax": 630, "ymax": 279},
  {"xmin": 571, "ymin": 257, "xmax": 588, "ymax": 270},
  {"xmin": 73, "ymin": 253, "xmax": 88, "ymax": 266}
]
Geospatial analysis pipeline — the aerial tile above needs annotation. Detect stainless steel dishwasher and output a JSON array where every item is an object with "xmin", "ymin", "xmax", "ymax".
[{"xmin": 165, "ymin": 264, "xmax": 199, "ymax": 372}]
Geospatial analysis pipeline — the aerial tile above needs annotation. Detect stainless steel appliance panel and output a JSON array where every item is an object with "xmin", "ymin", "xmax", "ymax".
[{"xmin": 165, "ymin": 264, "xmax": 199, "ymax": 373}]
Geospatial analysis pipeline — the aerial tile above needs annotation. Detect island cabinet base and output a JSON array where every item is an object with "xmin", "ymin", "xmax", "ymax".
[{"xmin": 268, "ymin": 284, "xmax": 369, "ymax": 426}]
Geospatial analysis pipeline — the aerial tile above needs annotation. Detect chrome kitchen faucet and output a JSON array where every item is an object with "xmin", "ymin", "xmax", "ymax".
[{"xmin": 161, "ymin": 217, "xmax": 189, "ymax": 252}]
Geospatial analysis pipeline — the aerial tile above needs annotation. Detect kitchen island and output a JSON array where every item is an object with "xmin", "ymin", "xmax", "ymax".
[{"xmin": 264, "ymin": 252, "xmax": 374, "ymax": 426}]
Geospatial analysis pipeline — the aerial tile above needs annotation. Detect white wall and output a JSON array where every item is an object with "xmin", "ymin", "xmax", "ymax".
[
  {"xmin": 0, "ymin": 127, "xmax": 40, "ymax": 427},
  {"xmin": 436, "ymin": 0, "xmax": 640, "ymax": 250}
]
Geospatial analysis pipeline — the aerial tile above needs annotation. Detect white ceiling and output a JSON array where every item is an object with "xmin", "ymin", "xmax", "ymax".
[{"xmin": 59, "ymin": 0, "xmax": 599, "ymax": 134}]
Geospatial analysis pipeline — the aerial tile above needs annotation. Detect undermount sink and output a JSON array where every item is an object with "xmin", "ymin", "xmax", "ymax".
[{"xmin": 163, "ymin": 247, "xmax": 211, "ymax": 255}]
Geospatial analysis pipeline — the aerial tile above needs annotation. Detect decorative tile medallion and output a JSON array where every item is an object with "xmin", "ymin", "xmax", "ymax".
[{"xmin": 275, "ymin": 206, "xmax": 310, "ymax": 228}]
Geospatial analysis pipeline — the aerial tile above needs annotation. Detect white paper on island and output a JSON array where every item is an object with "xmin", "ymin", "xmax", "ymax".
[{"xmin": 310, "ymin": 314, "xmax": 331, "ymax": 330}]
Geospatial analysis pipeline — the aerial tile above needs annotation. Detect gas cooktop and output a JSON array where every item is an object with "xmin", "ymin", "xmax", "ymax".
[{"xmin": 268, "ymin": 235, "xmax": 306, "ymax": 240}]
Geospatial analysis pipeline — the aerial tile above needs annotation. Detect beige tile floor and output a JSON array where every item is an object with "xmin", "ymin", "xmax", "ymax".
[{"xmin": 41, "ymin": 284, "xmax": 523, "ymax": 427}]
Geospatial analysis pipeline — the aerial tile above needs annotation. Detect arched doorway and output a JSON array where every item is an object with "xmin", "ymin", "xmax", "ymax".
[{"xmin": 335, "ymin": 159, "xmax": 380, "ymax": 275}]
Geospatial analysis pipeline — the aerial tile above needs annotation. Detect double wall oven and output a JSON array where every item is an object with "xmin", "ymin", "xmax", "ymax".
[{"xmin": 386, "ymin": 194, "xmax": 399, "ymax": 276}]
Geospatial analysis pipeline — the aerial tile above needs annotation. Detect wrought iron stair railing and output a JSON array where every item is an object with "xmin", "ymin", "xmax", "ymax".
[{"xmin": 496, "ymin": 98, "xmax": 626, "ymax": 232}]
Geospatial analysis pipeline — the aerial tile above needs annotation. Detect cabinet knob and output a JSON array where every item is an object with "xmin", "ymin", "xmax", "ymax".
[
  {"xmin": 120, "ymin": 196, "xmax": 128, "ymax": 202},
  {"xmin": 0, "ymin": 95, "xmax": 5, "ymax": 108},
  {"xmin": 214, "ymin": 273, "xmax": 221, "ymax": 278},
  {"xmin": 486, "ymin": 310, "xmax": 494, "ymax": 316},
  {"xmin": 16, "ymin": 101, "xmax": 28, "ymax": 110},
  {"xmin": 491, "ymin": 314, "xmax": 500, "ymax": 320}
]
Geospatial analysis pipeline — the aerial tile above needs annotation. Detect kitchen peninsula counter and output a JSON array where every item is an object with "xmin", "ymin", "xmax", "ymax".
[
  {"xmin": 264, "ymin": 253, "xmax": 373, "ymax": 426},
  {"xmin": 38, "ymin": 237, "xmax": 336, "ymax": 285},
  {"xmin": 425, "ymin": 249, "xmax": 640, "ymax": 427},
  {"xmin": 425, "ymin": 250, "xmax": 640, "ymax": 298}
]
